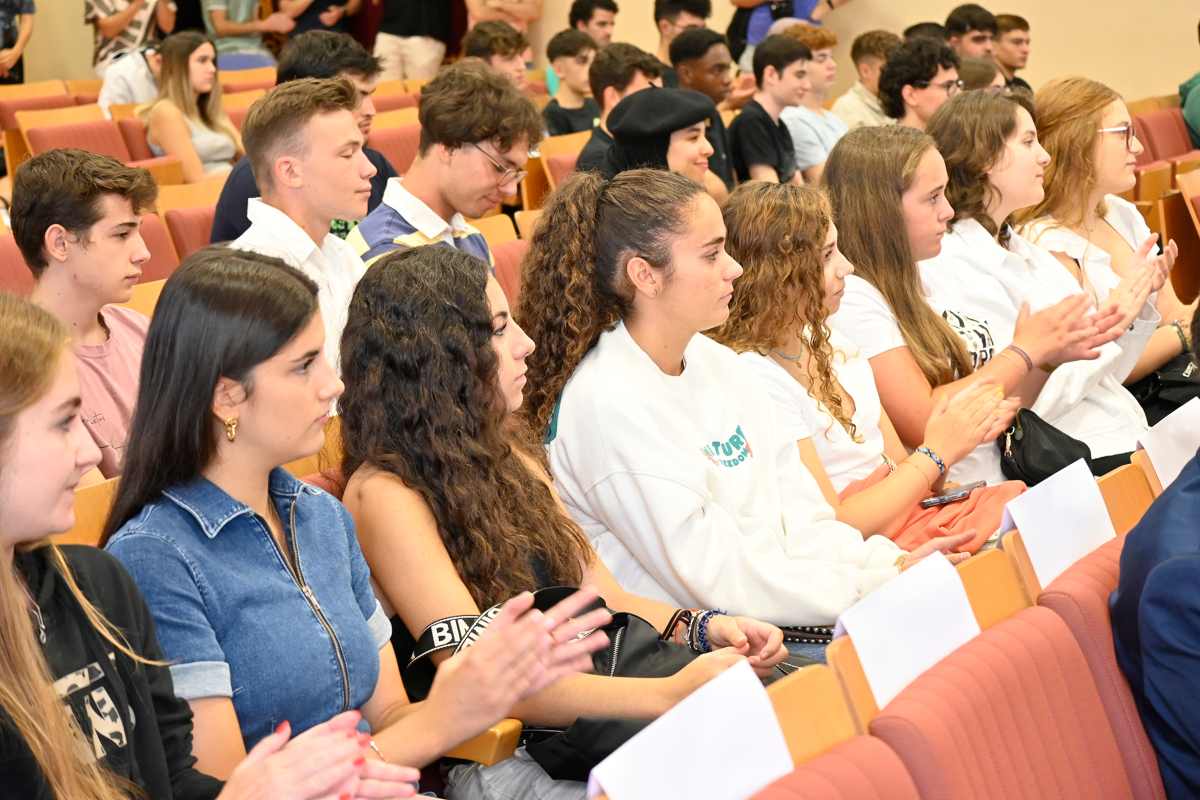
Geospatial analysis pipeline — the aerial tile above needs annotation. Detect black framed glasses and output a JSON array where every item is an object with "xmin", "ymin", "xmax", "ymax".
[
  {"xmin": 1097, "ymin": 123, "xmax": 1137, "ymax": 152},
  {"xmin": 471, "ymin": 142, "xmax": 527, "ymax": 186},
  {"xmin": 914, "ymin": 78, "xmax": 965, "ymax": 97}
]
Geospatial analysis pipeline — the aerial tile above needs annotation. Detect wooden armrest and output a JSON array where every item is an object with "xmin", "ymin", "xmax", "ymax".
[{"xmin": 444, "ymin": 718, "xmax": 522, "ymax": 766}]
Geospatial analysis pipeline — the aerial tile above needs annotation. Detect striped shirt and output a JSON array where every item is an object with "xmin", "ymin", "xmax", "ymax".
[
  {"xmin": 347, "ymin": 178, "xmax": 493, "ymax": 268},
  {"xmin": 85, "ymin": 0, "xmax": 161, "ymax": 67}
]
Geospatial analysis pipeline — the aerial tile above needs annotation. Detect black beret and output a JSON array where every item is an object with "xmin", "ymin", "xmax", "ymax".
[{"xmin": 607, "ymin": 86, "xmax": 717, "ymax": 140}]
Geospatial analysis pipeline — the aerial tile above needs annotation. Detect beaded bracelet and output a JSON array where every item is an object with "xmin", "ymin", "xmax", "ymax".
[
  {"xmin": 695, "ymin": 609, "xmax": 726, "ymax": 654},
  {"xmin": 915, "ymin": 445, "xmax": 946, "ymax": 476}
]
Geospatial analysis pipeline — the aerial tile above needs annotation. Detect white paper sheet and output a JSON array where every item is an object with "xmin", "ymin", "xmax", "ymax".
[
  {"xmin": 1139, "ymin": 397, "xmax": 1200, "ymax": 490},
  {"xmin": 586, "ymin": 660, "xmax": 792, "ymax": 800},
  {"xmin": 836, "ymin": 553, "xmax": 979, "ymax": 709},
  {"xmin": 998, "ymin": 458, "xmax": 1115, "ymax": 587}
]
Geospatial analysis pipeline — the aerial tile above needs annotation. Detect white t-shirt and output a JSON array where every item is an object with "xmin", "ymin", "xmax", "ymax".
[
  {"xmin": 828, "ymin": 275, "xmax": 907, "ymax": 359},
  {"xmin": 780, "ymin": 105, "xmax": 849, "ymax": 171},
  {"xmin": 738, "ymin": 333, "xmax": 888, "ymax": 492},
  {"xmin": 547, "ymin": 322, "xmax": 901, "ymax": 626},
  {"xmin": 919, "ymin": 218, "xmax": 1155, "ymax": 468}
]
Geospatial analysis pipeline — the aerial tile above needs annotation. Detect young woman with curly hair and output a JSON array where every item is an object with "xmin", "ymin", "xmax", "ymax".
[
  {"xmin": 516, "ymin": 167, "xmax": 975, "ymax": 642},
  {"xmin": 824, "ymin": 122, "xmax": 1130, "ymax": 486},
  {"xmin": 710, "ymin": 181, "xmax": 1023, "ymax": 553},
  {"xmin": 337, "ymin": 244, "xmax": 782, "ymax": 800},
  {"xmin": 916, "ymin": 91, "xmax": 1168, "ymax": 476}
]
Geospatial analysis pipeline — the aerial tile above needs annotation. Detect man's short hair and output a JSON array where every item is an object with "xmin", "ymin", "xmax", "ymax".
[
  {"xmin": 994, "ymin": 13, "xmax": 1029, "ymax": 36},
  {"xmin": 782, "ymin": 22, "xmax": 837, "ymax": 52},
  {"xmin": 878, "ymin": 36, "xmax": 960, "ymax": 119},
  {"xmin": 11, "ymin": 149, "xmax": 157, "ymax": 277},
  {"xmin": 850, "ymin": 29, "xmax": 901, "ymax": 65},
  {"xmin": 276, "ymin": 30, "xmax": 381, "ymax": 84},
  {"xmin": 653, "ymin": 0, "xmax": 711, "ymax": 24},
  {"xmin": 242, "ymin": 77, "xmax": 359, "ymax": 192},
  {"xmin": 462, "ymin": 20, "xmax": 529, "ymax": 60},
  {"xmin": 569, "ymin": 0, "xmax": 618, "ymax": 28},
  {"xmin": 547, "ymin": 29, "xmax": 597, "ymax": 62},
  {"xmin": 752, "ymin": 33, "xmax": 810, "ymax": 87},
  {"xmin": 589, "ymin": 42, "xmax": 662, "ymax": 109},
  {"xmin": 903, "ymin": 21, "xmax": 947, "ymax": 42},
  {"xmin": 945, "ymin": 4, "xmax": 997, "ymax": 36},
  {"xmin": 418, "ymin": 60, "xmax": 543, "ymax": 155},
  {"xmin": 668, "ymin": 27, "xmax": 727, "ymax": 67}
]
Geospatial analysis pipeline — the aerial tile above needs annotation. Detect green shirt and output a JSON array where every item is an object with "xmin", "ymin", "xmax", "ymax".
[
  {"xmin": 202, "ymin": 0, "xmax": 268, "ymax": 55},
  {"xmin": 1180, "ymin": 71, "xmax": 1200, "ymax": 149}
]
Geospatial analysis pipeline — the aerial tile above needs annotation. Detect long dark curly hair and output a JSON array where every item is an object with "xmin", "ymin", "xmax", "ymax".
[
  {"xmin": 338, "ymin": 246, "xmax": 591, "ymax": 608},
  {"xmin": 711, "ymin": 182, "xmax": 858, "ymax": 442}
]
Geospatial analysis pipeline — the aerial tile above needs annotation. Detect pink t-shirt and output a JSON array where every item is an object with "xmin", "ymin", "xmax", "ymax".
[{"xmin": 75, "ymin": 306, "xmax": 149, "ymax": 478}]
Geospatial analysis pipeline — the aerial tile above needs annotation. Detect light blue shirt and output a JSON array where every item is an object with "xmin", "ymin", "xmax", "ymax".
[{"xmin": 780, "ymin": 105, "xmax": 849, "ymax": 171}]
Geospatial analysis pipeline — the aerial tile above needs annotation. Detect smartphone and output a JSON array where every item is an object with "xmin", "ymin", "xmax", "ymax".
[{"xmin": 919, "ymin": 480, "xmax": 986, "ymax": 509}]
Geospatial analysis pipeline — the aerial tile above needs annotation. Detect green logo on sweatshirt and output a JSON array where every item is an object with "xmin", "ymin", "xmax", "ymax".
[{"xmin": 702, "ymin": 425, "xmax": 754, "ymax": 468}]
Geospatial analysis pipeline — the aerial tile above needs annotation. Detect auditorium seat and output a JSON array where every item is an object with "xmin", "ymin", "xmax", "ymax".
[
  {"xmin": 219, "ymin": 65, "xmax": 275, "ymax": 94},
  {"xmin": 753, "ymin": 736, "xmax": 920, "ymax": 800},
  {"xmin": 0, "ymin": 232, "xmax": 33, "ymax": 295},
  {"xmin": 367, "ymin": 123, "xmax": 420, "ymax": 175},
  {"xmin": 26, "ymin": 119, "xmax": 184, "ymax": 186},
  {"xmin": 373, "ymin": 92, "xmax": 418, "ymax": 113},
  {"xmin": 120, "ymin": 278, "xmax": 165, "ymax": 318},
  {"xmin": 545, "ymin": 153, "xmax": 579, "ymax": 190},
  {"xmin": 470, "ymin": 213, "xmax": 518, "ymax": 247},
  {"xmin": 1037, "ymin": 535, "xmax": 1167, "ymax": 800},
  {"xmin": 493, "ymin": 239, "xmax": 529, "ymax": 309},
  {"xmin": 1130, "ymin": 450, "xmax": 1163, "ymax": 496},
  {"xmin": 515, "ymin": 209, "xmax": 541, "ymax": 239},
  {"xmin": 870, "ymin": 606, "xmax": 1136, "ymax": 799},
  {"xmin": 139, "ymin": 213, "xmax": 180, "ymax": 281},
  {"xmin": 0, "ymin": 94, "xmax": 78, "ymax": 174},
  {"xmin": 1097, "ymin": 463, "xmax": 1156, "ymax": 536},
  {"xmin": 165, "ymin": 206, "xmax": 216, "ymax": 260},
  {"xmin": 1135, "ymin": 109, "xmax": 1200, "ymax": 178},
  {"xmin": 117, "ymin": 117, "xmax": 154, "ymax": 159},
  {"xmin": 538, "ymin": 130, "xmax": 591, "ymax": 191},
  {"xmin": 373, "ymin": 107, "xmax": 420, "ymax": 129},
  {"xmin": 56, "ymin": 477, "xmax": 120, "ymax": 547}
]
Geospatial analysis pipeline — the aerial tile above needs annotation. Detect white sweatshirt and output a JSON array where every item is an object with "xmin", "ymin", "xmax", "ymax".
[
  {"xmin": 918, "ymin": 218, "xmax": 1155, "ymax": 479},
  {"xmin": 547, "ymin": 322, "xmax": 902, "ymax": 627}
]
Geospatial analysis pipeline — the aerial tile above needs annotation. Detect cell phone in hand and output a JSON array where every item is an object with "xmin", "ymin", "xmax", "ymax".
[{"xmin": 919, "ymin": 480, "xmax": 986, "ymax": 509}]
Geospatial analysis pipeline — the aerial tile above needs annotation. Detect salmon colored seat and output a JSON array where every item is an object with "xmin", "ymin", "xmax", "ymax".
[
  {"xmin": 165, "ymin": 206, "xmax": 216, "ymax": 260},
  {"xmin": 492, "ymin": 239, "xmax": 529, "ymax": 309},
  {"xmin": 0, "ymin": 233, "xmax": 33, "ymax": 295},
  {"xmin": 753, "ymin": 736, "xmax": 920, "ymax": 800},
  {"xmin": 138, "ymin": 213, "xmax": 181, "ymax": 282},
  {"xmin": 870, "ymin": 606, "xmax": 1136, "ymax": 800},
  {"xmin": 1038, "ymin": 536, "xmax": 1166, "ymax": 800},
  {"xmin": 367, "ymin": 123, "xmax": 420, "ymax": 175}
]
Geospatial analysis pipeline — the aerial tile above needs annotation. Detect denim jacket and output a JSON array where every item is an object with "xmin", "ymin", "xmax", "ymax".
[{"xmin": 106, "ymin": 468, "xmax": 390, "ymax": 749}]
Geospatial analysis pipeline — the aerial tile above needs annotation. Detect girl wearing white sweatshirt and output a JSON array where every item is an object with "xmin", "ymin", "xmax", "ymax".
[
  {"xmin": 918, "ymin": 91, "xmax": 1168, "ymax": 479},
  {"xmin": 517, "ymin": 168, "xmax": 972, "ymax": 646}
]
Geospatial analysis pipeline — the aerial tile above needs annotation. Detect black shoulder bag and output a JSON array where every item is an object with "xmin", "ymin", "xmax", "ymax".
[{"xmin": 998, "ymin": 408, "xmax": 1092, "ymax": 485}]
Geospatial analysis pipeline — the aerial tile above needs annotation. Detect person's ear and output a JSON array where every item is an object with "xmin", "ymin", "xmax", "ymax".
[
  {"xmin": 273, "ymin": 153, "xmax": 304, "ymax": 190},
  {"xmin": 901, "ymin": 83, "xmax": 919, "ymax": 110},
  {"xmin": 211, "ymin": 377, "xmax": 248, "ymax": 432},
  {"xmin": 625, "ymin": 255, "xmax": 662, "ymax": 299},
  {"xmin": 41, "ymin": 223, "xmax": 73, "ymax": 266}
]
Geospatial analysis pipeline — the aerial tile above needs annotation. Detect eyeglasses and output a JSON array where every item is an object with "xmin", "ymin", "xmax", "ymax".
[
  {"xmin": 471, "ymin": 142, "xmax": 527, "ymax": 186},
  {"xmin": 1097, "ymin": 123, "xmax": 1137, "ymax": 152},
  {"xmin": 914, "ymin": 78, "xmax": 965, "ymax": 97}
]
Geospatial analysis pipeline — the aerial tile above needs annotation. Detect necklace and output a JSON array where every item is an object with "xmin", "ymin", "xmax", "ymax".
[{"xmin": 771, "ymin": 348, "xmax": 804, "ymax": 362}]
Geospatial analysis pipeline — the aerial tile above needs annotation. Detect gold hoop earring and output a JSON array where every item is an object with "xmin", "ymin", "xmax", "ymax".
[{"xmin": 224, "ymin": 417, "xmax": 239, "ymax": 443}]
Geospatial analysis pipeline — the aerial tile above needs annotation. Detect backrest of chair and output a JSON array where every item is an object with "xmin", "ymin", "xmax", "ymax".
[
  {"xmin": 470, "ymin": 213, "xmax": 517, "ymax": 247},
  {"xmin": 870, "ymin": 606, "xmax": 1135, "ymax": 799},
  {"xmin": 957, "ymin": 547, "xmax": 1033, "ymax": 629},
  {"xmin": 223, "ymin": 89, "xmax": 267, "ymax": 112},
  {"xmin": 67, "ymin": 79, "xmax": 103, "ymax": 106},
  {"xmin": 767, "ymin": 665, "xmax": 860, "ymax": 765},
  {"xmin": 1131, "ymin": 449, "xmax": 1164, "ymax": 497},
  {"xmin": 117, "ymin": 117, "xmax": 154, "ymax": 159},
  {"xmin": 228, "ymin": 107, "xmax": 251, "ymax": 131},
  {"xmin": 373, "ymin": 92, "xmax": 419, "ymax": 113},
  {"xmin": 19, "ymin": 103, "xmax": 107, "ymax": 139},
  {"xmin": 0, "ymin": 93, "xmax": 75, "ymax": 130},
  {"xmin": 118, "ymin": 279, "xmax": 165, "ymax": 318},
  {"xmin": 545, "ymin": 152, "xmax": 578, "ymax": 190},
  {"xmin": 1133, "ymin": 117, "xmax": 1159, "ymax": 166},
  {"xmin": 367, "ymin": 123, "xmax": 420, "ymax": 174},
  {"xmin": 139, "ymin": 213, "xmax": 180, "ymax": 281},
  {"xmin": 826, "ymin": 636, "xmax": 876, "ymax": 732},
  {"xmin": 373, "ymin": 107, "xmax": 420, "ymax": 129},
  {"xmin": 219, "ymin": 66, "xmax": 275, "ymax": 93},
  {"xmin": 751, "ymin": 736, "xmax": 921, "ymax": 800},
  {"xmin": 0, "ymin": 80, "xmax": 68, "ymax": 102},
  {"xmin": 1137, "ymin": 109, "xmax": 1195, "ymax": 161},
  {"xmin": 164, "ymin": 206, "xmax": 216, "ymax": 261},
  {"xmin": 156, "ymin": 176, "xmax": 227, "ymax": 215},
  {"xmin": 54, "ymin": 478, "xmax": 120, "ymax": 547},
  {"xmin": 1097, "ymin": 463, "xmax": 1155, "ymax": 536},
  {"xmin": 514, "ymin": 208, "xmax": 541, "ymax": 239},
  {"xmin": 1000, "ymin": 529, "xmax": 1043, "ymax": 598},
  {"xmin": 26, "ymin": 119, "xmax": 130, "ymax": 160},
  {"xmin": 1038, "ymin": 536, "xmax": 1166, "ymax": 800},
  {"xmin": 539, "ymin": 129, "xmax": 591, "ymax": 159},
  {"xmin": 0, "ymin": 232, "xmax": 33, "ymax": 295},
  {"xmin": 1135, "ymin": 161, "xmax": 1173, "ymax": 202},
  {"xmin": 492, "ymin": 239, "xmax": 529, "ymax": 309}
]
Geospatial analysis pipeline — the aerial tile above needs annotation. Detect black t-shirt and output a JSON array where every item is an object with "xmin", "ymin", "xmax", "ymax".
[
  {"xmin": 707, "ymin": 110, "xmax": 734, "ymax": 189},
  {"xmin": 657, "ymin": 60, "xmax": 679, "ymax": 89},
  {"xmin": 543, "ymin": 97, "xmax": 600, "ymax": 137},
  {"xmin": 576, "ymin": 126, "xmax": 614, "ymax": 173},
  {"xmin": 292, "ymin": 1, "xmax": 350, "ymax": 36},
  {"xmin": 729, "ymin": 98, "xmax": 796, "ymax": 183},
  {"xmin": 379, "ymin": 0, "xmax": 452, "ymax": 41},
  {"xmin": 1006, "ymin": 74, "xmax": 1033, "ymax": 93},
  {"xmin": 210, "ymin": 145, "xmax": 398, "ymax": 243}
]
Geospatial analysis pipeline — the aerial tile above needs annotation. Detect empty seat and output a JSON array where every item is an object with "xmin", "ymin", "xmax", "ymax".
[
  {"xmin": 139, "ymin": 213, "xmax": 180, "ymax": 281},
  {"xmin": 367, "ymin": 123, "xmax": 420, "ymax": 175},
  {"xmin": 492, "ymin": 239, "xmax": 529, "ymax": 309},
  {"xmin": 373, "ymin": 93, "xmax": 418, "ymax": 113},
  {"xmin": 165, "ymin": 206, "xmax": 216, "ymax": 261},
  {"xmin": 1136, "ymin": 109, "xmax": 1200, "ymax": 168},
  {"xmin": 870, "ymin": 606, "xmax": 1135, "ymax": 799},
  {"xmin": 545, "ymin": 152, "xmax": 579, "ymax": 190},
  {"xmin": 753, "ymin": 737, "xmax": 920, "ymax": 800},
  {"xmin": 117, "ymin": 116, "xmax": 154, "ymax": 160},
  {"xmin": 0, "ymin": 232, "xmax": 33, "ymax": 295},
  {"xmin": 1038, "ymin": 536, "xmax": 1166, "ymax": 800},
  {"xmin": 26, "ymin": 118, "xmax": 182, "ymax": 184}
]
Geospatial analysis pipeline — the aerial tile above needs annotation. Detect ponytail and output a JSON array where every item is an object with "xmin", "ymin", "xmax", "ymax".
[{"xmin": 519, "ymin": 168, "xmax": 704, "ymax": 437}]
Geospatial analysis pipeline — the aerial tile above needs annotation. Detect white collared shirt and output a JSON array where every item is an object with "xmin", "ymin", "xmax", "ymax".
[
  {"xmin": 346, "ymin": 178, "xmax": 492, "ymax": 267},
  {"xmin": 232, "ymin": 198, "xmax": 366, "ymax": 371},
  {"xmin": 830, "ymin": 81, "xmax": 894, "ymax": 131}
]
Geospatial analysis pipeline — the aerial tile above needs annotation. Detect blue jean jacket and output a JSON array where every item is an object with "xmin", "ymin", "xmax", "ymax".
[{"xmin": 107, "ymin": 468, "xmax": 390, "ymax": 749}]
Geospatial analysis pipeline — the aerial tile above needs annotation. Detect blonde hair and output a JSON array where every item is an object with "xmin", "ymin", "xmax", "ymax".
[
  {"xmin": 141, "ymin": 31, "xmax": 239, "ymax": 147},
  {"xmin": 823, "ymin": 126, "xmax": 973, "ymax": 387},
  {"xmin": 1015, "ymin": 76, "xmax": 1121, "ymax": 231},
  {"xmin": 711, "ymin": 182, "xmax": 858, "ymax": 441},
  {"xmin": 0, "ymin": 294, "xmax": 150, "ymax": 800}
]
